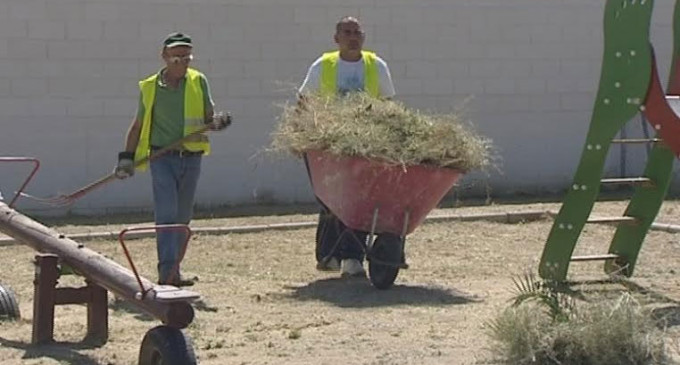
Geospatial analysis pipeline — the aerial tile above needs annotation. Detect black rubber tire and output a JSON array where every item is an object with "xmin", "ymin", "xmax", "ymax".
[
  {"xmin": 0, "ymin": 283, "xmax": 20, "ymax": 320},
  {"xmin": 368, "ymin": 234, "xmax": 403, "ymax": 290},
  {"xmin": 138, "ymin": 325, "xmax": 197, "ymax": 365}
]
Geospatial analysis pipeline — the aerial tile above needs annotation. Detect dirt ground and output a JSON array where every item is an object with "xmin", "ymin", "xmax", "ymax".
[{"xmin": 1, "ymin": 201, "xmax": 680, "ymax": 364}]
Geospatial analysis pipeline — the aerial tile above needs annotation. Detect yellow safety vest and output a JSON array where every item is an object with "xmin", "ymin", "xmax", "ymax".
[
  {"xmin": 319, "ymin": 50, "xmax": 380, "ymax": 97},
  {"xmin": 135, "ymin": 68, "xmax": 210, "ymax": 171}
]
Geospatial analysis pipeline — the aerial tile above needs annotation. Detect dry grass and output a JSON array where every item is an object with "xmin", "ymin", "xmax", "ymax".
[
  {"xmin": 489, "ymin": 287, "xmax": 672, "ymax": 364},
  {"xmin": 271, "ymin": 93, "xmax": 493, "ymax": 171},
  {"xmin": 0, "ymin": 201, "xmax": 679, "ymax": 364}
]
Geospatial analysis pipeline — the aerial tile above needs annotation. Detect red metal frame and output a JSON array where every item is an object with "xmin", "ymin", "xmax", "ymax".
[
  {"xmin": 641, "ymin": 51, "xmax": 680, "ymax": 155},
  {"xmin": 118, "ymin": 224, "xmax": 192, "ymax": 298},
  {"xmin": 0, "ymin": 157, "xmax": 40, "ymax": 208}
]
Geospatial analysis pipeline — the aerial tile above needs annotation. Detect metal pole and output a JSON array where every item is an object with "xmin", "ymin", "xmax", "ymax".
[{"xmin": 0, "ymin": 202, "xmax": 195, "ymax": 328}]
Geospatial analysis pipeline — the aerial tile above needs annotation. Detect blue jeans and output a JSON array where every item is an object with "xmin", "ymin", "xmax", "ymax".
[{"xmin": 150, "ymin": 154, "xmax": 202, "ymax": 283}]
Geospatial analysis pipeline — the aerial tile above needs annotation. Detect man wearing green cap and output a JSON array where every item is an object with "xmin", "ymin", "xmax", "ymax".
[{"xmin": 115, "ymin": 32, "xmax": 231, "ymax": 287}]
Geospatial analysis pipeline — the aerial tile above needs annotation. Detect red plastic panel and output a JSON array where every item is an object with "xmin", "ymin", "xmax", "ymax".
[{"xmin": 307, "ymin": 150, "xmax": 463, "ymax": 235}]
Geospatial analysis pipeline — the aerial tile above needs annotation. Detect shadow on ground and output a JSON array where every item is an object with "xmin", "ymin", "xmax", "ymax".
[
  {"xmin": 109, "ymin": 297, "xmax": 154, "ymax": 322},
  {"xmin": 281, "ymin": 277, "xmax": 482, "ymax": 308},
  {"xmin": 652, "ymin": 306, "xmax": 680, "ymax": 329},
  {"xmin": 0, "ymin": 336, "xmax": 101, "ymax": 365}
]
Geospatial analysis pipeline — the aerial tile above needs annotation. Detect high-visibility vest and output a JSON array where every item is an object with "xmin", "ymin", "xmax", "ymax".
[
  {"xmin": 319, "ymin": 50, "xmax": 380, "ymax": 97},
  {"xmin": 135, "ymin": 68, "xmax": 210, "ymax": 171}
]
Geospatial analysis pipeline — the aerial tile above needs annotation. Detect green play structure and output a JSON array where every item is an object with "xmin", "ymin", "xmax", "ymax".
[{"xmin": 539, "ymin": 0, "xmax": 680, "ymax": 281}]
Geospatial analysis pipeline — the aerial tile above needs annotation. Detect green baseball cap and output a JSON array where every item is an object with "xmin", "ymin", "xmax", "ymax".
[{"xmin": 163, "ymin": 32, "xmax": 193, "ymax": 48}]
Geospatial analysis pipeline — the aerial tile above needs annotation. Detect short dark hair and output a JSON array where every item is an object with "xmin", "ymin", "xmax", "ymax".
[{"xmin": 335, "ymin": 16, "xmax": 361, "ymax": 33}]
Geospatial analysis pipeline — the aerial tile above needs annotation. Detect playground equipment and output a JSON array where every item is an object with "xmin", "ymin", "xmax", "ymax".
[
  {"xmin": 0, "ymin": 159, "xmax": 200, "ymax": 364},
  {"xmin": 540, "ymin": 0, "xmax": 680, "ymax": 281},
  {"xmin": 307, "ymin": 149, "xmax": 463, "ymax": 289}
]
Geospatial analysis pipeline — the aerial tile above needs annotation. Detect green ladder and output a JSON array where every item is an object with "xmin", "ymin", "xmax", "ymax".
[{"xmin": 540, "ymin": 0, "xmax": 680, "ymax": 281}]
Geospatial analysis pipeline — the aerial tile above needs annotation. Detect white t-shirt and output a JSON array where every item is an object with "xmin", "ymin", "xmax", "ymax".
[{"xmin": 299, "ymin": 53, "xmax": 396, "ymax": 98}]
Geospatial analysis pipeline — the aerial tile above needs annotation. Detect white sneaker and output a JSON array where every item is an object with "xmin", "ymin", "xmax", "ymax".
[
  {"xmin": 316, "ymin": 257, "xmax": 341, "ymax": 272},
  {"xmin": 341, "ymin": 259, "xmax": 366, "ymax": 277}
]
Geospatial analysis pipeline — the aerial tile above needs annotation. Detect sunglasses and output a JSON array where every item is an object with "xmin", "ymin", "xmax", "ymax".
[
  {"xmin": 339, "ymin": 29, "xmax": 364, "ymax": 37},
  {"xmin": 168, "ymin": 54, "xmax": 194, "ymax": 64}
]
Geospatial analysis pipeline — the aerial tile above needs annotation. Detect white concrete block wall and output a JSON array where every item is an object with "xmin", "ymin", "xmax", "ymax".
[{"xmin": 0, "ymin": 0, "xmax": 677, "ymax": 215}]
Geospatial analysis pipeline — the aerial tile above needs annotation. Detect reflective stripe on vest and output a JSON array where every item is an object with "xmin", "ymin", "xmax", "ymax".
[
  {"xmin": 135, "ymin": 68, "xmax": 209, "ymax": 171},
  {"xmin": 319, "ymin": 50, "xmax": 380, "ymax": 97}
]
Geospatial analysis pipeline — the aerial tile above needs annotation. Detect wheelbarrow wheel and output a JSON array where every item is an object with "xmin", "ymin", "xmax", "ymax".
[
  {"xmin": 138, "ymin": 325, "xmax": 197, "ymax": 365},
  {"xmin": 0, "ymin": 283, "xmax": 20, "ymax": 320},
  {"xmin": 368, "ymin": 233, "xmax": 403, "ymax": 290}
]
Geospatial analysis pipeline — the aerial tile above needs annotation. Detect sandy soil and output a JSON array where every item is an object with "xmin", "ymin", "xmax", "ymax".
[{"xmin": 0, "ymin": 201, "xmax": 679, "ymax": 364}]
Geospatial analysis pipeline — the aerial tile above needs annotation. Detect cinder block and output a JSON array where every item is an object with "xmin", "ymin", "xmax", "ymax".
[
  {"xmin": 529, "ymin": 24, "xmax": 562, "ymax": 43},
  {"xmin": 103, "ymin": 22, "xmax": 140, "ymax": 40},
  {"xmin": 11, "ymin": 78, "xmax": 48, "ymax": 97},
  {"xmin": 294, "ymin": 7, "xmax": 329, "ymax": 24},
  {"xmin": 9, "ymin": 2, "xmax": 47, "ymax": 20},
  {"xmin": 210, "ymin": 24, "xmax": 246, "ymax": 42},
  {"xmin": 227, "ymin": 5, "xmax": 295, "ymax": 24},
  {"xmin": 359, "ymin": 7, "xmax": 391, "ymax": 25},
  {"xmin": 327, "ymin": 8, "xmax": 362, "ymax": 25},
  {"xmin": 139, "ymin": 23, "xmax": 176, "ymax": 42},
  {"xmin": 208, "ymin": 60, "xmax": 245, "ymax": 78},
  {"xmin": 405, "ymin": 61, "xmax": 437, "ymax": 79},
  {"xmin": 560, "ymin": 93, "xmax": 594, "ymax": 111},
  {"xmin": 189, "ymin": 4, "xmax": 231, "ymax": 24},
  {"xmin": 67, "ymin": 21, "xmax": 104, "ymax": 41},
  {"xmin": 529, "ymin": 94, "xmax": 561, "ymax": 112},
  {"xmin": 435, "ymin": 61, "xmax": 468, "ymax": 78},
  {"xmin": 437, "ymin": 23, "xmax": 469, "ymax": 42},
  {"xmin": 47, "ymin": 41, "xmax": 84, "ymax": 60},
  {"xmin": 515, "ymin": 79, "xmax": 547, "ymax": 94},
  {"xmin": 483, "ymin": 79, "xmax": 515, "ymax": 95},
  {"xmin": 262, "ymin": 43, "xmax": 299, "ymax": 60},
  {"xmin": 23, "ymin": 61, "xmax": 64, "ymax": 78},
  {"xmin": 227, "ymin": 78, "xmax": 261, "ymax": 97},
  {"xmin": 531, "ymin": 60, "xmax": 561, "ymax": 77},
  {"xmin": 396, "ymin": 78, "xmax": 423, "ymax": 95},
  {"xmin": 0, "ymin": 20, "xmax": 28, "ymax": 38},
  {"xmin": 391, "ymin": 6, "xmax": 423, "ymax": 24},
  {"xmin": 84, "ymin": 3, "xmax": 121, "ymax": 21},
  {"xmin": 392, "ymin": 44, "xmax": 424, "ymax": 61},
  {"xmin": 0, "ymin": 98, "xmax": 29, "ymax": 116},
  {"xmin": 103, "ymin": 61, "xmax": 138, "ymax": 77},
  {"xmin": 67, "ymin": 99, "xmax": 104, "ymax": 117},
  {"xmin": 422, "ymin": 79, "xmax": 453, "ymax": 96},
  {"xmin": 46, "ymin": 1, "xmax": 86, "ymax": 20},
  {"xmin": 453, "ymin": 78, "xmax": 484, "ymax": 94},
  {"xmin": 7, "ymin": 39, "xmax": 47, "ymax": 59},
  {"xmin": 29, "ymin": 98, "xmax": 68, "ymax": 117},
  {"xmin": 470, "ymin": 60, "xmax": 502, "ymax": 78},
  {"xmin": 104, "ymin": 98, "xmax": 137, "ymax": 117}
]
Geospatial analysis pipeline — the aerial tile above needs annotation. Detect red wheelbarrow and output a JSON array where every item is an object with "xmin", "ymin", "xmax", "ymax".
[{"xmin": 306, "ymin": 150, "xmax": 464, "ymax": 289}]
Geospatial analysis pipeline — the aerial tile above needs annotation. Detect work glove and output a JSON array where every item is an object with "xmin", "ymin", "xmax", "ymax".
[
  {"xmin": 208, "ymin": 112, "xmax": 232, "ymax": 131},
  {"xmin": 114, "ymin": 151, "xmax": 135, "ymax": 179}
]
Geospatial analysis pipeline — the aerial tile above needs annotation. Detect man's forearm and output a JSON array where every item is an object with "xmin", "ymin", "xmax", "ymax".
[{"xmin": 124, "ymin": 119, "xmax": 142, "ymax": 153}]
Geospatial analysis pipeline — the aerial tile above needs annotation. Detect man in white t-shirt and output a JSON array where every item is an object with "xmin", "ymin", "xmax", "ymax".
[
  {"xmin": 299, "ymin": 16, "xmax": 396, "ymax": 278},
  {"xmin": 299, "ymin": 18, "xmax": 395, "ymax": 98}
]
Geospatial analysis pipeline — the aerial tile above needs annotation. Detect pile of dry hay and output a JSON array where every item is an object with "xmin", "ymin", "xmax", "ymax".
[{"xmin": 272, "ymin": 93, "xmax": 492, "ymax": 171}]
